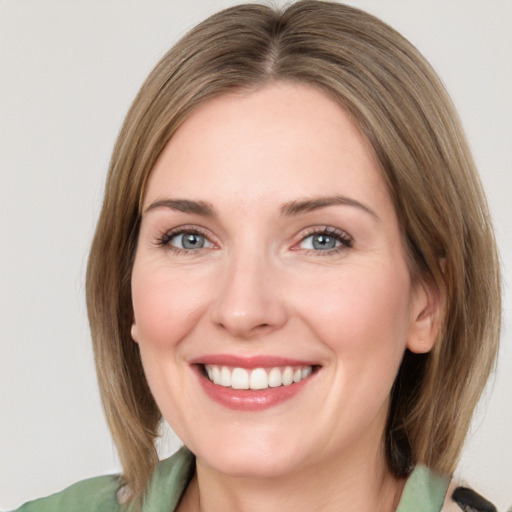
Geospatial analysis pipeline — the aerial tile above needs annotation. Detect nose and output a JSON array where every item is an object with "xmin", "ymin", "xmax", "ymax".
[{"xmin": 210, "ymin": 250, "xmax": 288, "ymax": 339}]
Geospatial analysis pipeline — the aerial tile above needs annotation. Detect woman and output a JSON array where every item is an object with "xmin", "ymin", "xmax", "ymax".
[{"xmin": 12, "ymin": 1, "xmax": 501, "ymax": 511}]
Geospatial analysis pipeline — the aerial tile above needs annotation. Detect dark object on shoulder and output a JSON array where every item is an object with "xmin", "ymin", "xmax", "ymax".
[{"xmin": 451, "ymin": 486, "xmax": 497, "ymax": 512}]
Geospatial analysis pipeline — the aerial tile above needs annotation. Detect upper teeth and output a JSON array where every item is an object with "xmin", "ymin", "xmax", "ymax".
[{"xmin": 204, "ymin": 365, "xmax": 313, "ymax": 390}]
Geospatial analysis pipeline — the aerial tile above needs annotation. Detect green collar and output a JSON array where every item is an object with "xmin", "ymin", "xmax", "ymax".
[
  {"xmin": 142, "ymin": 447, "xmax": 449, "ymax": 512},
  {"xmin": 396, "ymin": 464, "xmax": 449, "ymax": 512}
]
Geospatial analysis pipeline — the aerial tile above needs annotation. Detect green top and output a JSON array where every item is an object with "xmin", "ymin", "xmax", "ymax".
[{"xmin": 11, "ymin": 447, "xmax": 449, "ymax": 512}]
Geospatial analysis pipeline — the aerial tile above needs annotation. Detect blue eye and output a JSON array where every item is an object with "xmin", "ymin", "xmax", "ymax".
[
  {"xmin": 301, "ymin": 234, "xmax": 340, "ymax": 250},
  {"xmin": 299, "ymin": 229, "xmax": 352, "ymax": 252},
  {"xmin": 167, "ymin": 231, "xmax": 213, "ymax": 250}
]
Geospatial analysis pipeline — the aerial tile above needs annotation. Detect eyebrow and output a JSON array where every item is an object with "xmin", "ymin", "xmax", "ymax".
[
  {"xmin": 144, "ymin": 199, "xmax": 216, "ymax": 216},
  {"xmin": 280, "ymin": 195, "xmax": 379, "ymax": 220},
  {"xmin": 144, "ymin": 195, "xmax": 379, "ymax": 220}
]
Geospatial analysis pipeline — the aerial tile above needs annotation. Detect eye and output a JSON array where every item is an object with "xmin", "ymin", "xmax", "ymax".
[
  {"xmin": 171, "ymin": 232, "xmax": 212, "ymax": 250},
  {"xmin": 301, "ymin": 233, "xmax": 339, "ymax": 250},
  {"xmin": 158, "ymin": 228, "xmax": 214, "ymax": 252},
  {"xmin": 297, "ymin": 227, "xmax": 353, "ymax": 253}
]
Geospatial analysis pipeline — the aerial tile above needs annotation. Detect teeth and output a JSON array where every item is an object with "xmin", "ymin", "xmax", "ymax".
[
  {"xmin": 231, "ymin": 368, "xmax": 249, "ymax": 389},
  {"xmin": 282, "ymin": 367, "xmax": 294, "ymax": 386},
  {"xmin": 268, "ymin": 367, "xmax": 282, "ymax": 388},
  {"xmin": 301, "ymin": 366, "xmax": 312, "ymax": 379},
  {"xmin": 212, "ymin": 365, "xmax": 221, "ymax": 384},
  {"xmin": 204, "ymin": 364, "xmax": 314, "ymax": 390},
  {"xmin": 220, "ymin": 367, "xmax": 231, "ymax": 387},
  {"xmin": 249, "ymin": 368, "xmax": 268, "ymax": 390}
]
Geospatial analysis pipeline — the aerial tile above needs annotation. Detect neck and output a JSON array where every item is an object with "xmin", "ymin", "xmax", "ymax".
[{"xmin": 178, "ymin": 441, "xmax": 405, "ymax": 512}]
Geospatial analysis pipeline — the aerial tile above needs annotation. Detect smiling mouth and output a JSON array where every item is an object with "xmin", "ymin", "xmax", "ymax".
[{"xmin": 202, "ymin": 364, "xmax": 315, "ymax": 390}]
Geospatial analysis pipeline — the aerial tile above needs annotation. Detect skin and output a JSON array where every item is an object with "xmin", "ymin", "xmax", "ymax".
[{"xmin": 131, "ymin": 82, "xmax": 439, "ymax": 511}]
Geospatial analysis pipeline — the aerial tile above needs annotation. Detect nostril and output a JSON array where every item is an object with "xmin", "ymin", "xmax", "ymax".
[{"xmin": 209, "ymin": 277, "xmax": 288, "ymax": 337}]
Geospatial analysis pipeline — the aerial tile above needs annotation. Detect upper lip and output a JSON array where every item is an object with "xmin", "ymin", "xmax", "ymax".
[{"xmin": 189, "ymin": 354, "xmax": 319, "ymax": 369}]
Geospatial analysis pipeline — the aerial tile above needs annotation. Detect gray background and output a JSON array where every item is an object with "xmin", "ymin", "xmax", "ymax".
[{"xmin": 1, "ymin": 0, "xmax": 510, "ymax": 509}]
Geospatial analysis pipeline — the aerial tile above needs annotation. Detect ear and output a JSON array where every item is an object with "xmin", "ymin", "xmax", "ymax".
[
  {"xmin": 406, "ymin": 279, "xmax": 443, "ymax": 354},
  {"xmin": 131, "ymin": 321, "xmax": 140, "ymax": 344}
]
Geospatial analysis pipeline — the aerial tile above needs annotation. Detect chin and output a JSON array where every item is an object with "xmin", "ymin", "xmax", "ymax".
[
  {"xmin": 189, "ymin": 429, "xmax": 307, "ymax": 479},
  {"xmin": 202, "ymin": 451, "xmax": 301, "ymax": 480}
]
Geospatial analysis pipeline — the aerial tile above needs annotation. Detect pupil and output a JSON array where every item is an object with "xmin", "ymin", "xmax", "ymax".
[
  {"xmin": 183, "ymin": 233, "xmax": 204, "ymax": 249},
  {"xmin": 313, "ymin": 234, "xmax": 336, "ymax": 250}
]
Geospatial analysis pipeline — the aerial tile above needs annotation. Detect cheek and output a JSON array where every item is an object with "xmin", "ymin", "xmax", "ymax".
[
  {"xmin": 293, "ymin": 262, "xmax": 412, "ymax": 365},
  {"xmin": 131, "ymin": 264, "xmax": 209, "ymax": 350},
  {"xmin": 130, "ymin": 264, "xmax": 211, "ymax": 431}
]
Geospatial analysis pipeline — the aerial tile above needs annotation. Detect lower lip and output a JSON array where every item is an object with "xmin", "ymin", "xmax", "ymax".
[{"xmin": 194, "ymin": 366, "xmax": 316, "ymax": 411}]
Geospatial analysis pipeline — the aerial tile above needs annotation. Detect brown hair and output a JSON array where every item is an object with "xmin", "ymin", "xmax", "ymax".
[{"xmin": 86, "ymin": 0, "xmax": 501, "ymax": 503}]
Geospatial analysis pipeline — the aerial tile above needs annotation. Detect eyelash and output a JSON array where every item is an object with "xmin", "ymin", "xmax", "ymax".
[
  {"xmin": 155, "ymin": 225, "xmax": 353, "ymax": 256},
  {"xmin": 296, "ymin": 226, "xmax": 353, "ymax": 256},
  {"xmin": 156, "ymin": 226, "xmax": 213, "ymax": 255}
]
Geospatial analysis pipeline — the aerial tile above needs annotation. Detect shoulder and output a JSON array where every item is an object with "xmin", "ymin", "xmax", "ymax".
[
  {"xmin": 10, "ymin": 447, "xmax": 195, "ymax": 512},
  {"xmin": 11, "ymin": 474, "xmax": 122, "ymax": 512},
  {"xmin": 398, "ymin": 466, "xmax": 498, "ymax": 512},
  {"xmin": 138, "ymin": 446, "xmax": 196, "ymax": 509},
  {"xmin": 441, "ymin": 479, "xmax": 498, "ymax": 512},
  {"xmin": 397, "ymin": 465, "xmax": 451, "ymax": 511}
]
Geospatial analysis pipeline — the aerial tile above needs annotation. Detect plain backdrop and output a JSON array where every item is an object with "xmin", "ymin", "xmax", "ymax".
[{"xmin": 1, "ymin": 1, "xmax": 511, "ymax": 510}]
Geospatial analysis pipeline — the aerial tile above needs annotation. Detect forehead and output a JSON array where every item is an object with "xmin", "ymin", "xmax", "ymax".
[{"xmin": 143, "ymin": 82, "xmax": 391, "ymax": 216}]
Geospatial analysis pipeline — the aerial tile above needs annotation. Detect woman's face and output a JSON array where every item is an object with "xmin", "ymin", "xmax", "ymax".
[{"xmin": 131, "ymin": 83, "xmax": 433, "ymax": 478}]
